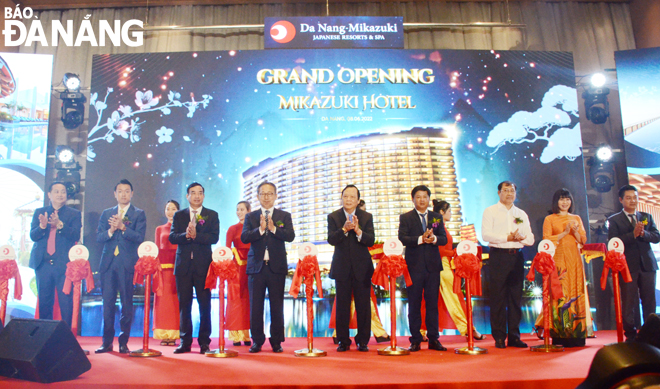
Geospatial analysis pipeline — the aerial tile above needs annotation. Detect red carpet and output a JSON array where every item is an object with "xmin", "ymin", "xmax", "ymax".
[{"xmin": 0, "ymin": 332, "xmax": 617, "ymax": 388}]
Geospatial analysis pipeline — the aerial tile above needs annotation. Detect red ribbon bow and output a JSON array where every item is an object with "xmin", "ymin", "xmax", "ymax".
[
  {"xmin": 0, "ymin": 259, "xmax": 22, "ymax": 303},
  {"xmin": 454, "ymin": 253, "xmax": 481, "ymax": 279},
  {"xmin": 133, "ymin": 256, "xmax": 163, "ymax": 295},
  {"xmin": 63, "ymin": 259, "xmax": 95, "ymax": 294},
  {"xmin": 526, "ymin": 252, "xmax": 564, "ymax": 299},
  {"xmin": 601, "ymin": 251, "xmax": 633, "ymax": 290},
  {"xmin": 372, "ymin": 254, "xmax": 412, "ymax": 289},
  {"xmin": 289, "ymin": 255, "xmax": 323, "ymax": 298},
  {"xmin": 205, "ymin": 260, "xmax": 239, "ymax": 289}
]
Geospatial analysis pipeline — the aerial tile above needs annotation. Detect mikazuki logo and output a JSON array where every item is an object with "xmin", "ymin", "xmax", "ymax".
[
  {"xmin": 3, "ymin": 5, "xmax": 143, "ymax": 47},
  {"xmin": 270, "ymin": 20, "xmax": 295, "ymax": 43}
]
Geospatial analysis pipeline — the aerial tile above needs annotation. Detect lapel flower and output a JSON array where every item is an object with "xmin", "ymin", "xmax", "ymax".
[
  {"xmin": 514, "ymin": 217, "xmax": 523, "ymax": 225},
  {"xmin": 196, "ymin": 214, "xmax": 208, "ymax": 225},
  {"xmin": 640, "ymin": 216, "xmax": 648, "ymax": 226},
  {"xmin": 431, "ymin": 217, "xmax": 441, "ymax": 228},
  {"xmin": 122, "ymin": 216, "xmax": 131, "ymax": 225},
  {"xmin": 276, "ymin": 220, "xmax": 284, "ymax": 228}
]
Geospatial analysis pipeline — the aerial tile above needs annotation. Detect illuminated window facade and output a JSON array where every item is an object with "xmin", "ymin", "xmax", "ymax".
[{"xmin": 242, "ymin": 127, "xmax": 462, "ymax": 261}]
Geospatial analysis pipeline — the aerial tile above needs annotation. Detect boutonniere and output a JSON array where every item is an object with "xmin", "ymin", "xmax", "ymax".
[
  {"xmin": 276, "ymin": 220, "xmax": 284, "ymax": 228},
  {"xmin": 431, "ymin": 217, "xmax": 441, "ymax": 228},
  {"xmin": 640, "ymin": 216, "xmax": 648, "ymax": 226},
  {"xmin": 514, "ymin": 217, "xmax": 523, "ymax": 225},
  {"xmin": 122, "ymin": 216, "xmax": 131, "ymax": 225},
  {"xmin": 196, "ymin": 214, "xmax": 208, "ymax": 225}
]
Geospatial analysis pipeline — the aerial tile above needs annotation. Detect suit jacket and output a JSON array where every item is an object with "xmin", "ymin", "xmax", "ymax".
[
  {"xmin": 327, "ymin": 208, "xmax": 376, "ymax": 281},
  {"xmin": 607, "ymin": 210, "xmax": 659, "ymax": 273},
  {"xmin": 29, "ymin": 205, "xmax": 82, "ymax": 269},
  {"xmin": 96, "ymin": 204, "xmax": 147, "ymax": 274},
  {"xmin": 241, "ymin": 208, "xmax": 295, "ymax": 275},
  {"xmin": 398, "ymin": 209, "xmax": 447, "ymax": 274},
  {"xmin": 169, "ymin": 207, "xmax": 220, "ymax": 278}
]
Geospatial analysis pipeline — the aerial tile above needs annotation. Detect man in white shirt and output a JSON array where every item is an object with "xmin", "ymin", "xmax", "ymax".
[{"xmin": 481, "ymin": 181, "xmax": 534, "ymax": 349}]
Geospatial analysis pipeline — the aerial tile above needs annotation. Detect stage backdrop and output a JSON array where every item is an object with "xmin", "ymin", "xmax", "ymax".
[{"xmin": 85, "ymin": 49, "xmax": 587, "ymax": 270}]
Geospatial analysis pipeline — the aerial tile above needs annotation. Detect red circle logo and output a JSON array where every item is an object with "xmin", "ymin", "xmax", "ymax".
[
  {"xmin": 220, "ymin": 249, "xmax": 226, "ymax": 256},
  {"xmin": 76, "ymin": 248, "xmax": 82, "ymax": 255},
  {"xmin": 305, "ymin": 246, "xmax": 311, "ymax": 253},
  {"xmin": 270, "ymin": 21, "xmax": 296, "ymax": 44},
  {"xmin": 2, "ymin": 248, "xmax": 8, "ymax": 255},
  {"xmin": 543, "ymin": 243, "xmax": 549, "ymax": 250}
]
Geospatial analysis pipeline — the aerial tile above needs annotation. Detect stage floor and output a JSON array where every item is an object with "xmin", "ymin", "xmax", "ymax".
[{"xmin": 1, "ymin": 332, "xmax": 615, "ymax": 388}]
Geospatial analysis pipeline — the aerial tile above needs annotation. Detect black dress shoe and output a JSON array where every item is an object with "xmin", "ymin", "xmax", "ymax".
[
  {"xmin": 375, "ymin": 335, "xmax": 391, "ymax": 343},
  {"xmin": 233, "ymin": 342, "xmax": 241, "ymax": 346},
  {"xmin": 199, "ymin": 345, "xmax": 210, "ymax": 354},
  {"xmin": 249, "ymin": 344, "xmax": 262, "ymax": 353},
  {"xmin": 173, "ymin": 344, "xmax": 191, "ymax": 354},
  {"xmin": 95, "ymin": 344, "xmax": 113, "ymax": 353},
  {"xmin": 428, "ymin": 339, "xmax": 447, "ymax": 351},
  {"xmin": 336, "ymin": 343, "xmax": 350, "ymax": 352},
  {"xmin": 244, "ymin": 341, "xmax": 252, "ymax": 346},
  {"xmin": 495, "ymin": 339, "xmax": 506, "ymax": 349},
  {"xmin": 332, "ymin": 336, "xmax": 339, "ymax": 345},
  {"xmin": 119, "ymin": 344, "xmax": 130, "ymax": 354},
  {"xmin": 408, "ymin": 342, "xmax": 421, "ymax": 352},
  {"xmin": 508, "ymin": 338, "xmax": 528, "ymax": 348},
  {"xmin": 272, "ymin": 345, "xmax": 283, "ymax": 353},
  {"xmin": 357, "ymin": 343, "xmax": 369, "ymax": 352}
]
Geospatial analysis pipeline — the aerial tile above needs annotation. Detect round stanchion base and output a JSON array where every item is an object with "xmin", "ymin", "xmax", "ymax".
[
  {"xmin": 83, "ymin": 350, "xmax": 90, "ymax": 355},
  {"xmin": 205, "ymin": 349, "xmax": 239, "ymax": 358},
  {"xmin": 294, "ymin": 348, "xmax": 327, "ymax": 357},
  {"xmin": 129, "ymin": 349, "xmax": 163, "ymax": 357},
  {"xmin": 455, "ymin": 346, "xmax": 488, "ymax": 355},
  {"xmin": 530, "ymin": 344, "xmax": 564, "ymax": 352},
  {"xmin": 377, "ymin": 346, "xmax": 410, "ymax": 356}
]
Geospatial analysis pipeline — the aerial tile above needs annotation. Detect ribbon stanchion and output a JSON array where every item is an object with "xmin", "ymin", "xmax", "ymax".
[
  {"xmin": 205, "ymin": 247, "xmax": 239, "ymax": 358},
  {"xmin": 64, "ymin": 245, "xmax": 95, "ymax": 355},
  {"xmin": 0, "ymin": 245, "xmax": 22, "ymax": 328},
  {"xmin": 527, "ymin": 240, "xmax": 563, "ymax": 352},
  {"xmin": 130, "ymin": 242, "xmax": 163, "ymax": 357},
  {"xmin": 290, "ymin": 243, "xmax": 326, "ymax": 357},
  {"xmin": 602, "ymin": 238, "xmax": 632, "ymax": 343},
  {"xmin": 453, "ymin": 240, "xmax": 487, "ymax": 355},
  {"xmin": 373, "ymin": 238, "xmax": 411, "ymax": 356}
]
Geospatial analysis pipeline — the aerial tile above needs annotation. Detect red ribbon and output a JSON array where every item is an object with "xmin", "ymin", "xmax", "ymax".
[
  {"xmin": 372, "ymin": 254, "xmax": 412, "ymax": 289},
  {"xmin": 0, "ymin": 259, "xmax": 22, "ymax": 302},
  {"xmin": 133, "ymin": 256, "xmax": 163, "ymax": 295},
  {"xmin": 63, "ymin": 259, "xmax": 94, "ymax": 294},
  {"xmin": 289, "ymin": 255, "xmax": 323, "ymax": 298},
  {"xmin": 526, "ymin": 252, "xmax": 564, "ymax": 299},
  {"xmin": 205, "ymin": 259, "xmax": 239, "ymax": 289},
  {"xmin": 368, "ymin": 244, "xmax": 385, "ymax": 260},
  {"xmin": 601, "ymin": 251, "xmax": 633, "ymax": 290}
]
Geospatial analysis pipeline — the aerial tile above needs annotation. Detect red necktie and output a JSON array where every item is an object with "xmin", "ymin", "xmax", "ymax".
[{"xmin": 46, "ymin": 210, "xmax": 58, "ymax": 255}]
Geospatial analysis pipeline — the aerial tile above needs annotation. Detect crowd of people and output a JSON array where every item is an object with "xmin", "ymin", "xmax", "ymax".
[{"xmin": 29, "ymin": 178, "xmax": 658, "ymax": 354}]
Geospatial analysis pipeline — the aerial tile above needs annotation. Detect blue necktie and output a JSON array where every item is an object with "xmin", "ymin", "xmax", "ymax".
[{"xmin": 421, "ymin": 213, "xmax": 427, "ymax": 231}]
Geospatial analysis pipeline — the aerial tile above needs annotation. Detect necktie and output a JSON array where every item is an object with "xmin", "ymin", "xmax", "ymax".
[
  {"xmin": 265, "ymin": 210, "xmax": 270, "ymax": 234},
  {"xmin": 46, "ymin": 210, "xmax": 57, "ymax": 256},
  {"xmin": 114, "ymin": 209, "xmax": 124, "ymax": 256},
  {"xmin": 192, "ymin": 210, "xmax": 198, "ymax": 225},
  {"xmin": 264, "ymin": 210, "xmax": 270, "ymax": 261},
  {"xmin": 629, "ymin": 213, "xmax": 636, "ymax": 225},
  {"xmin": 421, "ymin": 213, "xmax": 427, "ymax": 231}
]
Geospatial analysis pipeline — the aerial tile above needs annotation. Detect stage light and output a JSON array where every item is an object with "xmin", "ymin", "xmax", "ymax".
[
  {"xmin": 588, "ymin": 146, "xmax": 615, "ymax": 193},
  {"xmin": 582, "ymin": 86, "xmax": 610, "ymax": 125},
  {"xmin": 63, "ymin": 73, "xmax": 81, "ymax": 92},
  {"xmin": 59, "ymin": 73, "xmax": 86, "ymax": 130},
  {"xmin": 590, "ymin": 73, "xmax": 606, "ymax": 88},
  {"xmin": 54, "ymin": 146, "xmax": 82, "ymax": 198}
]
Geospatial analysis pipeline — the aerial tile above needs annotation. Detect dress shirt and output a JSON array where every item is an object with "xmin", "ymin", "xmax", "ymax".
[
  {"xmin": 343, "ymin": 208, "xmax": 362, "ymax": 241},
  {"xmin": 481, "ymin": 201, "xmax": 534, "ymax": 248},
  {"xmin": 260, "ymin": 207, "xmax": 275, "ymax": 260}
]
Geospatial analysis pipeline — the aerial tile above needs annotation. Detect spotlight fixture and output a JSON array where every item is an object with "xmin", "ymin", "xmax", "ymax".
[
  {"xmin": 59, "ymin": 73, "xmax": 86, "ymax": 130},
  {"xmin": 588, "ymin": 144, "xmax": 615, "ymax": 193},
  {"xmin": 590, "ymin": 73, "xmax": 606, "ymax": 88},
  {"xmin": 54, "ymin": 145, "xmax": 82, "ymax": 198},
  {"xmin": 582, "ymin": 85, "xmax": 610, "ymax": 125},
  {"xmin": 63, "ymin": 73, "xmax": 81, "ymax": 92}
]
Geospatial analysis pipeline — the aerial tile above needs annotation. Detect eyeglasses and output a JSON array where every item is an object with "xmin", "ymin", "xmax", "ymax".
[
  {"xmin": 501, "ymin": 189, "xmax": 516, "ymax": 194},
  {"xmin": 259, "ymin": 192, "xmax": 275, "ymax": 198}
]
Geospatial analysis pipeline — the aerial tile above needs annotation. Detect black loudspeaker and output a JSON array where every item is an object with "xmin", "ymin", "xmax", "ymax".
[{"xmin": 0, "ymin": 319, "xmax": 91, "ymax": 383}]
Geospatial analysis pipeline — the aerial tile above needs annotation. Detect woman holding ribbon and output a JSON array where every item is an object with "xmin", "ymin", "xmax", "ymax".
[
  {"xmin": 538, "ymin": 188, "xmax": 588, "ymax": 347},
  {"xmin": 226, "ymin": 201, "xmax": 252, "ymax": 346},
  {"xmin": 153, "ymin": 200, "xmax": 181, "ymax": 345}
]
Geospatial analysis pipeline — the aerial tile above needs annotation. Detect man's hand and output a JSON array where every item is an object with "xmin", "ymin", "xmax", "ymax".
[
  {"xmin": 634, "ymin": 222, "xmax": 645, "ymax": 238},
  {"xmin": 507, "ymin": 228, "xmax": 525, "ymax": 242},
  {"xmin": 48, "ymin": 210, "xmax": 60, "ymax": 227},
  {"xmin": 186, "ymin": 221, "xmax": 197, "ymax": 239},
  {"xmin": 343, "ymin": 218, "xmax": 355, "ymax": 233},
  {"xmin": 352, "ymin": 215, "xmax": 361, "ymax": 235},
  {"xmin": 423, "ymin": 229, "xmax": 435, "ymax": 244},
  {"xmin": 267, "ymin": 217, "xmax": 276, "ymax": 234},
  {"xmin": 38, "ymin": 212, "xmax": 49, "ymax": 229},
  {"xmin": 260, "ymin": 214, "xmax": 267, "ymax": 231},
  {"xmin": 108, "ymin": 215, "xmax": 118, "ymax": 234}
]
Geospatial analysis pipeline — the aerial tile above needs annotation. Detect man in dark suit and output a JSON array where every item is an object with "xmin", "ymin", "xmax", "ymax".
[
  {"xmin": 169, "ymin": 182, "xmax": 219, "ymax": 354},
  {"xmin": 608, "ymin": 184, "xmax": 659, "ymax": 342},
  {"xmin": 398, "ymin": 185, "xmax": 448, "ymax": 351},
  {"xmin": 328, "ymin": 185, "xmax": 375, "ymax": 352},
  {"xmin": 95, "ymin": 179, "xmax": 146, "ymax": 354},
  {"xmin": 242, "ymin": 181, "xmax": 295, "ymax": 353},
  {"xmin": 29, "ymin": 181, "xmax": 81, "ymax": 327}
]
